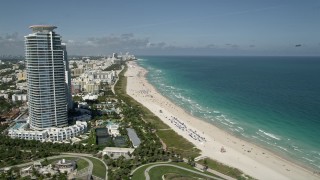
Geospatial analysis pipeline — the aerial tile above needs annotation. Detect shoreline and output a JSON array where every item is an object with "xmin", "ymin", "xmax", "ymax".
[{"xmin": 125, "ymin": 60, "xmax": 319, "ymax": 180}]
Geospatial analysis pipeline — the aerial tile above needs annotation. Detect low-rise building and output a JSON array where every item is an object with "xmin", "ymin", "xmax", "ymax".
[
  {"xmin": 16, "ymin": 70, "xmax": 27, "ymax": 81},
  {"xmin": 8, "ymin": 121, "xmax": 87, "ymax": 142},
  {"xmin": 71, "ymin": 68, "xmax": 85, "ymax": 77},
  {"xmin": 102, "ymin": 147, "xmax": 134, "ymax": 159},
  {"xmin": 12, "ymin": 94, "xmax": 27, "ymax": 102},
  {"xmin": 16, "ymin": 82, "xmax": 28, "ymax": 90}
]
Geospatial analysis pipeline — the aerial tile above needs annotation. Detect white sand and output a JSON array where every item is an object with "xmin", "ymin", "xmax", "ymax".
[{"xmin": 125, "ymin": 61, "xmax": 319, "ymax": 180}]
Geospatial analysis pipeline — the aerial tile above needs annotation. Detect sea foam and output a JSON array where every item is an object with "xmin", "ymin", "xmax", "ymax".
[{"xmin": 258, "ymin": 129, "xmax": 281, "ymax": 140}]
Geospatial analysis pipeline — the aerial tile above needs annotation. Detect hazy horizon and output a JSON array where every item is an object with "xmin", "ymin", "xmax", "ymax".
[{"xmin": 0, "ymin": 0, "xmax": 319, "ymax": 56}]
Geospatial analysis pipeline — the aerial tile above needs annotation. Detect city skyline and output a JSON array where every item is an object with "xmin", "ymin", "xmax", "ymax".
[{"xmin": 0, "ymin": 0, "xmax": 320, "ymax": 56}]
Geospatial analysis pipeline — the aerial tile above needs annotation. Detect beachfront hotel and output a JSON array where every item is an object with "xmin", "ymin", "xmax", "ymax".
[{"xmin": 25, "ymin": 25, "xmax": 70, "ymax": 130}]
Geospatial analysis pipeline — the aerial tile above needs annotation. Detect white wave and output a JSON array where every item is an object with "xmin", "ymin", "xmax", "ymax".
[
  {"xmin": 291, "ymin": 145, "xmax": 303, "ymax": 153},
  {"xmin": 213, "ymin": 110, "xmax": 220, "ymax": 114},
  {"xmin": 258, "ymin": 129, "xmax": 281, "ymax": 140},
  {"xmin": 277, "ymin": 146, "xmax": 288, "ymax": 152},
  {"xmin": 238, "ymin": 126, "xmax": 244, "ymax": 131},
  {"xmin": 225, "ymin": 118, "xmax": 236, "ymax": 125},
  {"xmin": 221, "ymin": 121, "xmax": 232, "ymax": 127},
  {"xmin": 241, "ymin": 133, "xmax": 250, "ymax": 138},
  {"xmin": 253, "ymin": 136, "xmax": 274, "ymax": 146},
  {"xmin": 216, "ymin": 115, "xmax": 224, "ymax": 121},
  {"xmin": 234, "ymin": 128, "xmax": 240, "ymax": 132},
  {"xmin": 302, "ymin": 157, "xmax": 315, "ymax": 162}
]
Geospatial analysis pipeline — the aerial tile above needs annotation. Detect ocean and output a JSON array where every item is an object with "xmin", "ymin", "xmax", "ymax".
[{"xmin": 137, "ymin": 56, "xmax": 320, "ymax": 171}]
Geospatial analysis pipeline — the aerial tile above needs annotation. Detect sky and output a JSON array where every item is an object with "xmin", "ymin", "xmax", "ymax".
[{"xmin": 0, "ymin": 0, "xmax": 319, "ymax": 56}]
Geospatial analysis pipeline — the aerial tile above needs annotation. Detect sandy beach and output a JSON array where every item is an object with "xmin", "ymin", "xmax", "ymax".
[{"xmin": 125, "ymin": 61, "xmax": 319, "ymax": 180}]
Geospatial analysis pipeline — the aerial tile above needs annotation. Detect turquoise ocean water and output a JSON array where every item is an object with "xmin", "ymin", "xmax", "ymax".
[{"xmin": 137, "ymin": 56, "xmax": 320, "ymax": 171}]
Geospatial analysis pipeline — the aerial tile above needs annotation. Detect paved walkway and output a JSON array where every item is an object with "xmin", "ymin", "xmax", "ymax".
[
  {"xmin": 144, "ymin": 164, "xmax": 223, "ymax": 180},
  {"xmin": 63, "ymin": 153, "xmax": 108, "ymax": 180},
  {"xmin": 111, "ymin": 66, "xmax": 124, "ymax": 94}
]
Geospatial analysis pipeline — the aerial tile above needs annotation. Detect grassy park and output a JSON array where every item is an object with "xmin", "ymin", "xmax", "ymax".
[
  {"xmin": 131, "ymin": 162, "xmax": 219, "ymax": 180},
  {"xmin": 86, "ymin": 157, "xmax": 106, "ymax": 179},
  {"xmin": 198, "ymin": 158, "xmax": 255, "ymax": 180}
]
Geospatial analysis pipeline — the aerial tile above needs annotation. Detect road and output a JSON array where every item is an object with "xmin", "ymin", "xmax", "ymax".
[{"xmin": 144, "ymin": 164, "xmax": 223, "ymax": 180}]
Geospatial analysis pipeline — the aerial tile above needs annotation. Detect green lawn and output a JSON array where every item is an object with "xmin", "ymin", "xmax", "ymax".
[
  {"xmin": 131, "ymin": 164, "xmax": 147, "ymax": 180},
  {"xmin": 131, "ymin": 162, "xmax": 218, "ymax": 180},
  {"xmin": 198, "ymin": 158, "xmax": 255, "ymax": 180},
  {"xmin": 157, "ymin": 130, "xmax": 200, "ymax": 157},
  {"xmin": 149, "ymin": 166, "xmax": 213, "ymax": 180},
  {"xmin": 76, "ymin": 159, "xmax": 89, "ymax": 170},
  {"xmin": 163, "ymin": 173, "xmax": 198, "ymax": 180},
  {"xmin": 86, "ymin": 157, "xmax": 106, "ymax": 179}
]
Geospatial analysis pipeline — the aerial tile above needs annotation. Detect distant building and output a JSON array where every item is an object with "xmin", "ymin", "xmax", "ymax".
[
  {"xmin": 16, "ymin": 70, "xmax": 27, "ymax": 81},
  {"xmin": 84, "ymin": 83, "xmax": 100, "ymax": 93},
  {"xmin": 82, "ymin": 94, "xmax": 98, "ymax": 101},
  {"xmin": 71, "ymin": 68, "xmax": 85, "ymax": 77},
  {"xmin": 12, "ymin": 94, "xmax": 27, "ymax": 102},
  {"xmin": 16, "ymin": 82, "xmax": 28, "ymax": 90},
  {"xmin": 12, "ymin": 64, "xmax": 19, "ymax": 70}
]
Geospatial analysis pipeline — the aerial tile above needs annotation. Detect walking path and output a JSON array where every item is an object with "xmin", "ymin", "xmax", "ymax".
[
  {"xmin": 144, "ymin": 164, "xmax": 222, "ymax": 180},
  {"xmin": 131, "ymin": 161, "xmax": 235, "ymax": 180},
  {"xmin": 111, "ymin": 66, "xmax": 124, "ymax": 94}
]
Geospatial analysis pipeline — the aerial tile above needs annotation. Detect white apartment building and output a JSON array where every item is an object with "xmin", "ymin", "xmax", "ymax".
[
  {"xmin": 8, "ymin": 121, "xmax": 87, "ymax": 142},
  {"xmin": 12, "ymin": 94, "xmax": 27, "ymax": 102},
  {"xmin": 71, "ymin": 70, "xmax": 115, "ymax": 94}
]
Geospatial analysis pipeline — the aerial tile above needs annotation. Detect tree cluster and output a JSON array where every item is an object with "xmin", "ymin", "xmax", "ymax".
[{"xmin": 0, "ymin": 125, "xmax": 99, "ymax": 169}]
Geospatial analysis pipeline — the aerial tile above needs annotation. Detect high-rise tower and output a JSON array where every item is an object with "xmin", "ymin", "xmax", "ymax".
[
  {"xmin": 62, "ymin": 43, "xmax": 73, "ymax": 110},
  {"xmin": 25, "ymin": 25, "xmax": 68, "ymax": 130}
]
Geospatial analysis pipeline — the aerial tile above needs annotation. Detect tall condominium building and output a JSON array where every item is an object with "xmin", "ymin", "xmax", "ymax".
[
  {"xmin": 62, "ymin": 43, "xmax": 73, "ymax": 110},
  {"xmin": 25, "ymin": 25, "xmax": 70, "ymax": 130}
]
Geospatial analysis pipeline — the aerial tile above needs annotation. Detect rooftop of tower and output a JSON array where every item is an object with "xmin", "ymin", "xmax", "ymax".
[{"xmin": 29, "ymin": 25, "xmax": 57, "ymax": 32}]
